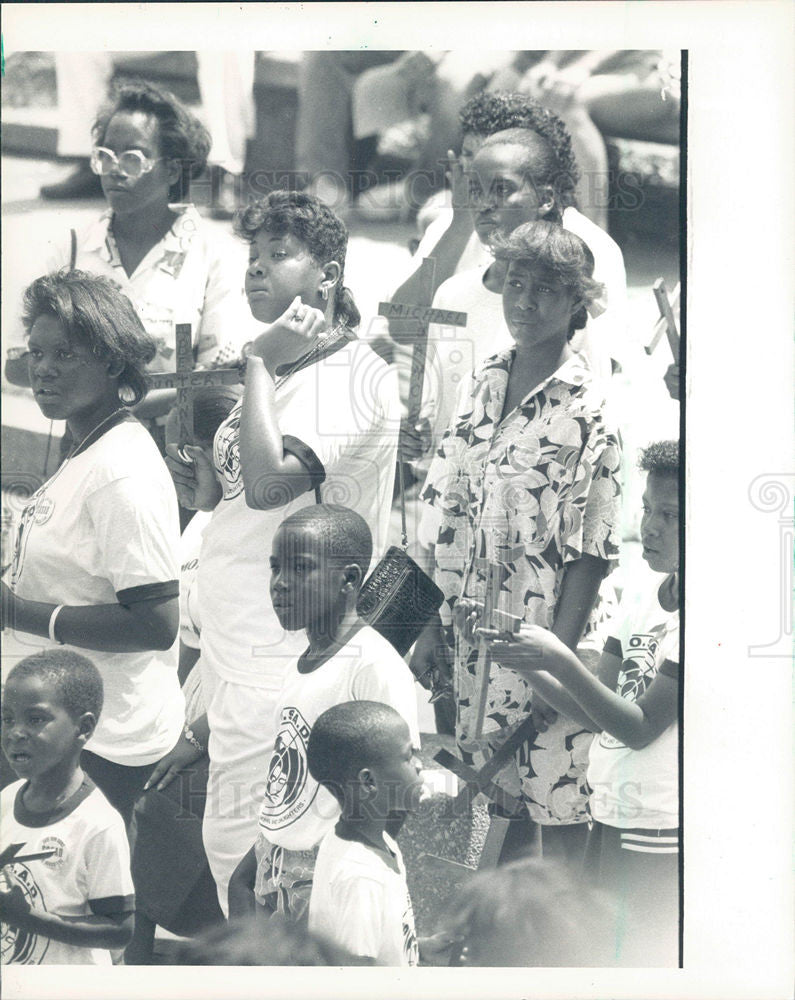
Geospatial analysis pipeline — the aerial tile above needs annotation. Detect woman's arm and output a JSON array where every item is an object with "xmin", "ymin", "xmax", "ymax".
[
  {"xmin": 551, "ymin": 553, "xmax": 610, "ymax": 651},
  {"xmin": 1, "ymin": 584, "xmax": 178, "ymax": 652},
  {"xmin": 524, "ymin": 553, "xmax": 608, "ymax": 730},
  {"xmin": 0, "ymin": 886, "xmax": 133, "ymax": 950},
  {"xmin": 239, "ymin": 355, "xmax": 314, "ymax": 510}
]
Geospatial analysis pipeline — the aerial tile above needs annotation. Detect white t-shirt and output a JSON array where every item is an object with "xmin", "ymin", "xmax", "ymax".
[
  {"xmin": 44, "ymin": 204, "xmax": 256, "ymax": 370},
  {"xmin": 257, "ymin": 626, "xmax": 420, "ymax": 852},
  {"xmin": 309, "ymin": 829, "xmax": 418, "ymax": 966},
  {"xmin": 0, "ymin": 779, "xmax": 134, "ymax": 965},
  {"xmin": 419, "ymin": 206, "xmax": 627, "ymax": 456},
  {"xmin": 178, "ymin": 511, "xmax": 211, "ymax": 651},
  {"xmin": 198, "ymin": 339, "xmax": 400, "ymax": 692},
  {"xmin": 5, "ymin": 416, "xmax": 184, "ymax": 765},
  {"xmin": 587, "ymin": 573, "xmax": 680, "ymax": 829}
]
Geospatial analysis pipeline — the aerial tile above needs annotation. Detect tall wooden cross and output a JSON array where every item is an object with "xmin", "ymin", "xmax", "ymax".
[
  {"xmin": 145, "ymin": 324, "xmax": 241, "ymax": 447},
  {"xmin": 645, "ymin": 278, "xmax": 680, "ymax": 359},
  {"xmin": 378, "ymin": 257, "xmax": 468, "ymax": 431}
]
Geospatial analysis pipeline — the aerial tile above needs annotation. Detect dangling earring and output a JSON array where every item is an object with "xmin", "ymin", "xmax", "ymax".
[{"xmin": 320, "ymin": 285, "xmax": 329, "ymax": 301}]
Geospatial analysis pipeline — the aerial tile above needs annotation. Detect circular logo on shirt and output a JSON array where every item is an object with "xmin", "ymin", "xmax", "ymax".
[
  {"xmin": 0, "ymin": 864, "xmax": 49, "ymax": 965},
  {"xmin": 40, "ymin": 837, "xmax": 66, "ymax": 869},
  {"xmin": 32, "ymin": 496, "xmax": 55, "ymax": 525},
  {"xmin": 259, "ymin": 707, "xmax": 313, "ymax": 830}
]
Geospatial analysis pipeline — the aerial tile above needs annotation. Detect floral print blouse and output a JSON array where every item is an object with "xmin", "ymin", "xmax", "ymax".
[{"xmin": 421, "ymin": 349, "xmax": 622, "ymax": 824}]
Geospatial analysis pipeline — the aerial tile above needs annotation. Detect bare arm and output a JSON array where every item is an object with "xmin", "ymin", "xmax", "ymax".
[
  {"xmin": 0, "ymin": 887, "xmax": 133, "ymax": 950},
  {"xmin": 2, "ymin": 584, "xmax": 178, "ymax": 652},
  {"xmin": 486, "ymin": 626, "xmax": 679, "ymax": 751},
  {"xmin": 550, "ymin": 553, "xmax": 610, "ymax": 651},
  {"xmin": 239, "ymin": 356, "xmax": 313, "ymax": 510}
]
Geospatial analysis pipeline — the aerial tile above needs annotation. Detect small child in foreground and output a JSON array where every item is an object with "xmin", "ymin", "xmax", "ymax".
[
  {"xmin": 0, "ymin": 651, "xmax": 134, "ymax": 965},
  {"xmin": 306, "ymin": 701, "xmax": 429, "ymax": 966},
  {"xmin": 227, "ymin": 505, "xmax": 420, "ymax": 923},
  {"xmin": 479, "ymin": 439, "xmax": 681, "ymax": 966}
]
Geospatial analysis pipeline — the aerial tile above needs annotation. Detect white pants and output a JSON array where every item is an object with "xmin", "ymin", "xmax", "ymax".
[{"xmin": 199, "ymin": 669, "xmax": 285, "ymax": 915}]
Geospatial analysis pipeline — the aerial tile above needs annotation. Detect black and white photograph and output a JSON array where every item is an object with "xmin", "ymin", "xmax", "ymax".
[{"xmin": 0, "ymin": 4, "xmax": 791, "ymax": 999}]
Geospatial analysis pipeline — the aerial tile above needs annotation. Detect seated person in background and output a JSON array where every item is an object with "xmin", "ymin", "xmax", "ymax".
[
  {"xmin": 480, "ymin": 439, "xmax": 680, "ymax": 967},
  {"xmin": 522, "ymin": 50, "xmax": 681, "ymax": 230},
  {"xmin": 306, "ymin": 701, "xmax": 429, "ymax": 966},
  {"xmin": 227, "ymin": 505, "xmax": 420, "ymax": 924},
  {"xmin": 0, "ymin": 651, "xmax": 134, "ymax": 965}
]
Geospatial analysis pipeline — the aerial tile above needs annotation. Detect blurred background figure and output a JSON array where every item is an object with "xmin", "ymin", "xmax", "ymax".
[
  {"xmin": 521, "ymin": 49, "xmax": 681, "ymax": 230},
  {"xmin": 440, "ymin": 858, "xmax": 617, "ymax": 966},
  {"xmin": 38, "ymin": 51, "xmax": 256, "ymax": 219}
]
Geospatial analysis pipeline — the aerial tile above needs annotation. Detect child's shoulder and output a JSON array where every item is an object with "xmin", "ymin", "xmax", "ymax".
[
  {"xmin": 342, "ymin": 626, "xmax": 415, "ymax": 680},
  {"xmin": 318, "ymin": 828, "xmax": 392, "ymax": 883}
]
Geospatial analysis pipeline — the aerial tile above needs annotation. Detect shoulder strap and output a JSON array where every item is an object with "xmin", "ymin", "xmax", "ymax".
[{"xmin": 69, "ymin": 228, "xmax": 77, "ymax": 270}]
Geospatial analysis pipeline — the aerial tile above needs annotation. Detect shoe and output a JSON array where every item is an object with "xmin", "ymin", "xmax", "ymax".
[{"xmin": 40, "ymin": 162, "xmax": 103, "ymax": 200}]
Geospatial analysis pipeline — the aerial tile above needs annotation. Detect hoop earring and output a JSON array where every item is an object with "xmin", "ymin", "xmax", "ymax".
[{"xmin": 320, "ymin": 286, "xmax": 329, "ymax": 301}]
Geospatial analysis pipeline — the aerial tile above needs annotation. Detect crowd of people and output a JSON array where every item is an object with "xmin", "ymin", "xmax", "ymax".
[{"xmin": 1, "ymin": 51, "xmax": 681, "ymax": 970}]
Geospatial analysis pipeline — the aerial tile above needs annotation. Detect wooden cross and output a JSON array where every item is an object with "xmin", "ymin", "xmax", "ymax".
[
  {"xmin": 145, "ymin": 324, "xmax": 241, "ymax": 447},
  {"xmin": 645, "ymin": 278, "xmax": 680, "ymax": 359},
  {"xmin": 433, "ymin": 714, "xmax": 538, "ymax": 869},
  {"xmin": 378, "ymin": 257, "xmax": 468, "ymax": 429}
]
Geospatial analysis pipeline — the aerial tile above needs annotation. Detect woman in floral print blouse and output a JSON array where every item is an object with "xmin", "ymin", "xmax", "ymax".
[{"xmin": 419, "ymin": 220, "xmax": 622, "ymax": 865}]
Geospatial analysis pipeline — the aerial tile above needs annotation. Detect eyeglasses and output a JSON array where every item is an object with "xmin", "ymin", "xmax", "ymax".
[{"xmin": 90, "ymin": 146, "xmax": 160, "ymax": 180}]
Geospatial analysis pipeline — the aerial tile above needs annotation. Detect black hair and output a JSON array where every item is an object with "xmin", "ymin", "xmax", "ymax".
[
  {"xmin": 7, "ymin": 650, "xmax": 104, "ymax": 722},
  {"xmin": 460, "ymin": 93, "xmax": 580, "ymax": 210},
  {"xmin": 234, "ymin": 191, "xmax": 361, "ymax": 329},
  {"xmin": 492, "ymin": 220, "xmax": 604, "ymax": 337},
  {"xmin": 277, "ymin": 504, "xmax": 373, "ymax": 576},
  {"xmin": 22, "ymin": 270, "xmax": 156, "ymax": 405},
  {"xmin": 190, "ymin": 385, "xmax": 242, "ymax": 446},
  {"xmin": 93, "ymin": 80, "xmax": 211, "ymax": 201},
  {"xmin": 639, "ymin": 439, "xmax": 679, "ymax": 477},
  {"xmin": 175, "ymin": 915, "xmax": 365, "ymax": 966},
  {"xmin": 307, "ymin": 701, "xmax": 405, "ymax": 804},
  {"xmin": 443, "ymin": 857, "xmax": 617, "ymax": 967}
]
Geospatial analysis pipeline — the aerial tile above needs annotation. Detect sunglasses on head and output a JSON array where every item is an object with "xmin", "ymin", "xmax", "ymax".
[{"xmin": 90, "ymin": 146, "xmax": 161, "ymax": 180}]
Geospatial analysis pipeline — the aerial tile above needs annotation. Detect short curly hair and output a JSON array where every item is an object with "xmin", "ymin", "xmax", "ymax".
[
  {"xmin": 23, "ymin": 270, "xmax": 156, "ymax": 405},
  {"xmin": 7, "ymin": 650, "xmax": 104, "ymax": 722},
  {"xmin": 492, "ymin": 220, "xmax": 604, "ymax": 337},
  {"xmin": 234, "ymin": 191, "xmax": 361, "ymax": 329},
  {"xmin": 459, "ymin": 92, "xmax": 580, "ymax": 209},
  {"xmin": 93, "ymin": 80, "xmax": 211, "ymax": 201},
  {"xmin": 639, "ymin": 440, "xmax": 679, "ymax": 477}
]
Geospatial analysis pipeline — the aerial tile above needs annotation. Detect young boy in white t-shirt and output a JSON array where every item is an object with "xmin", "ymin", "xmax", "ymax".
[
  {"xmin": 479, "ymin": 440, "xmax": 680, "ymax": 966},
  {"xmin": 0, "ymin": 651, "xmax": 134, "ymax": 965},
  {"xmin": 307, "ymin": 700, "xmax": 423, "ymax": 966},
  {"xmin": 227, "ymin": 504, "xmax": 420, "ymax": 922}
]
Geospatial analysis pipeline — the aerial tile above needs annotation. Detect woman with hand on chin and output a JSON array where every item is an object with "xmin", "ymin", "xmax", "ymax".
[
  {"xmin": 2, "ymin": 271, "xmax": 184, "ymax": 828},
  {"xmin": 154, "ymin": 191, "xmax": 399, "ymax": 913}
]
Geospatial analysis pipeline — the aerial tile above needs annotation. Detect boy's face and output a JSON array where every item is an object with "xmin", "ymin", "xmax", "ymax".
[
  {"xmin": 269, "ymin": 523, "xmax": 344, "ymax": 632},
  {"xmin": 469, "ymin": 141, "xmax": 549, "ymax": 244},
  {"xmin": 369, "ymin": 717, "xmax": 424, "ymax": 815},
  {"xmin": 641, "ymin": 472, "xmax": 680, "ymax": 573},
  {"xmin": 1, "ymin": 674, "xmax": 89, "ymax": 781}
]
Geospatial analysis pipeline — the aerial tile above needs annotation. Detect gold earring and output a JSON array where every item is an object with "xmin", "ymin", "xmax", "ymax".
[{"xmin": 320, "ymin": 286, "xmax": 329, "ymax": 301}]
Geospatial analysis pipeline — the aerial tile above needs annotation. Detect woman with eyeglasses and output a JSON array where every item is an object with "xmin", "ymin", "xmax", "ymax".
[{"xmin": 41, "ymin": 81, "xmax": 254, "ymax": 431}]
